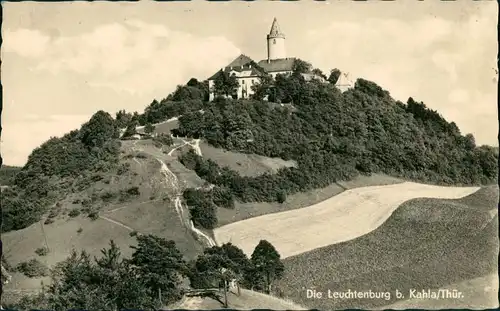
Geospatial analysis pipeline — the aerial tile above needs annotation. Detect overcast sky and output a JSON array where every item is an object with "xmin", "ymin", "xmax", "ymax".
[{"xmin": 2, "ymin": 0, "xmax": 498, "ymax": 166}]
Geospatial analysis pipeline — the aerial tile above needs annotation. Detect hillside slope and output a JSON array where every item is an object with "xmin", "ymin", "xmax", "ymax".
[
  {"xmin": 170, "ymin": 288, "xmax": 306, "ymax": 310},
  {"xmin": 2, "ymin": 73, "xmax": 498, "ymax": 310},
  {"xmin": 1, "ymin": 138, "xmax": 208, "ymax": 302},
  {"xmin": 274, "ymin": 186, "xmax": 499, "ymax": 310}
]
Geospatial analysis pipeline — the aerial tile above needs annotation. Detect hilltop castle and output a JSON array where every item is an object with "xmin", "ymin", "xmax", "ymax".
[{"xmin": 208, "ymin": 18, "xmax": 352, "ymax": 101}]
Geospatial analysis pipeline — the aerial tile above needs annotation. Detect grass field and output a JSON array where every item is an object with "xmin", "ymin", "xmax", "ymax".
[
  {"xmin": 199, "ymin": 141, "xmax": 297, "ymax": 177},
  {"xmin": 2, "ymin": 216, "xmax": 135, "ymax": 291},
  {"xmin": 170, "ymin": 288, "xmax": 306, "ymax": 310},
  {"xmin": 102, "ymin": 200, "xmax": 204, "ymax": 260},
  {"xmin": 274, "ymin": 186, "xmax": 499, "ymax": 310},
  {"xmin": 1, "ymin": 140, "xmax": 205, "ymax": 303},
  {"xmin": 213, "ymin": 182, "xmax": 480, "ymax": 259}
]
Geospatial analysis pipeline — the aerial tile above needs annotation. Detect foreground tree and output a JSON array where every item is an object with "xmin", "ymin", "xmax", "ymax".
[
  {"xmin": 189, "ymin": 243, "xmax": 250, "ymax": 307},
  {"xmin": 44, "ymin": 241, "xmax": 156, "ymax": 311},
  {"xmin": 129, "ymin": 234, "xmax": 187, "ymax": 305},
  {"xmin": 250, "ymin": 240, "xmax": 284, "ymax": 294},
  {"xmin": 144, "ymin": 123, "xmax": 155, "ymax": 135},
  {"xmin": 11, "ymin": 238, "xmax": 187, "ymax": 311}
]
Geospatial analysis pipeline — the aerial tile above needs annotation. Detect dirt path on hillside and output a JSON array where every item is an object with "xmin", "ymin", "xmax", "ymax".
[
  {"xmin": 158, "ymin": 158, "xmax": 216, "ymax": 247},
  {"xmin": 123, "ymin": 135, "xmax": 214, "ymax": 246},
  {"xmin": 213, "ymin": 182, "xmax": 480, "ymax": 259},
  {"xmin": 99, "ymin": 215, "xmax": 135, "ymax": 232},
  {"xmin": 149, "ymin": 136, "xmax": 214, "ymax": 247}
]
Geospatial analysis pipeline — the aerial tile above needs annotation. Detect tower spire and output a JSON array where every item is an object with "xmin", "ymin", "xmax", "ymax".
[{"xmin": 268, "ymin": 17, "xmax": 285, "ymax": 38}]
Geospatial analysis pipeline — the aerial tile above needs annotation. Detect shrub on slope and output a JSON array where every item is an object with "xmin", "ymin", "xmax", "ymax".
[{"xmin": 137, "ymin": 99, "xmax": 206, "ymax": 126}]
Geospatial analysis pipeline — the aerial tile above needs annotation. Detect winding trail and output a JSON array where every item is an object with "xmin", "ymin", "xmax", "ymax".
[
  {"xmin": 99, "ymin": 215, "xmax": 135, "ymax": 232},
  {"xmin": 155, "ymin": 139, "xmax": 215, "ymax": 247},
  {"xmin": 125, "ymin": 131, "xmax": 213, "ymax": 246}
]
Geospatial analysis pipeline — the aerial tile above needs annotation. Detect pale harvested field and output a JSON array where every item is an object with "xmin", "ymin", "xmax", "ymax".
[
  {"xmin": 217, "ymin": 173, "xmax": 403, "ymax": 226},
  {"xmin": 213, "ymin": 182, "xmax": 480, "ymax": 259},
  {"xmin": 217, "ymin": 183, "xmax": 345, "ymax": 226},
  {"xmin": 199, "ymin": 141, "xmax": 297, "ymax": 177},
  {"xmin": 337, "ymin": 173, "xmax": 404, "ymax": 189}
]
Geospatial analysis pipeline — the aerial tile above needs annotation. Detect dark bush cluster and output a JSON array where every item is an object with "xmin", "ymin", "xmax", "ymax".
[{"xmin": 16, "ymin": 259, "xmax": 49, "ymax": 278}]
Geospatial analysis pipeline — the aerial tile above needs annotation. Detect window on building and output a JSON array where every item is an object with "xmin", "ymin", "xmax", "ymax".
[
  {"xmin": 251, "ymin": 79, "xmax": 255, "ymax": 84},
  {"xmin": 273, "ymin": 39, "xmax": 276, "ymax": 44},
  {"xmin": 242, "ymin": 80, "xmax": 245, "ymax": 84}
]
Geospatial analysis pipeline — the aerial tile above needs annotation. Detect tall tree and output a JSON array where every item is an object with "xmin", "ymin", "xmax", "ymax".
[
  {"xmin": 251, "ymin": 74, "xmax": 274, "ymax": 101},
  {"xmin": 213, "ymin": 71, "xmax": 240, "ymax": 98},
  {"xmin": 250, "ymin": 240, "xmax": 284, "ymax": 294},
  {"xmin": 292, "ymin": 59, "xmax": 312, "ymax": 75},
  {"xmin": 129, "ymin": 234, "xmax": 186, "ymax": 305},
  {"xmin": 144, "ymin": 123, "xmax": 156, "ymax": 135},
  {"xmin": 79, "ymin": 111, "xmax": 118, "ymax": 148},
  {"xmin": 190, "ymin": 243, "xmax": 250, "ymax": 307},
  {"xmin": 115, "ymin": 110, "xmax": 133, "ymax": 129},
  {"xmin": 328, "ymin": 68, "xmax": 341, "ymax": 85},
  {"xmin": 122, "ymin": 120, "xmax": 138, "ymax": 138},
  {"xmin": 312, "ymin": 68, "xmax": 328, "ymax": 80}
]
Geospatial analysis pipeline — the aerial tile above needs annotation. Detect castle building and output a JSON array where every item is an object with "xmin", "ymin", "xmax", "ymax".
[{"xmin": 207, "ymin": 18, "xmax": 347, "ymax": 101}]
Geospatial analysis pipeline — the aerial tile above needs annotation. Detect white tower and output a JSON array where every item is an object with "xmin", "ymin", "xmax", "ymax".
[{"xmin": 267, "ymin": 18, "xmax": 286, "ymax": 61}]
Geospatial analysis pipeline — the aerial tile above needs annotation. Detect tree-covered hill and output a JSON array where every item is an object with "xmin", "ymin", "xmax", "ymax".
[
  {"xmin": 2, "ymin": 65, "xmax": 498, "ymax": 310},
  {"xmin": 174, "ymin": 76, "xmax": 497, "ymax": 187},
  {"xmin": 0, "ymin": 166, "xmax": 22, "ymax": 186},
  {"xmin": 2, "ymin": 71, "xmax": 497, "ymax": 234},
  {"xmin": 134, "ymin": 72, "xmax": 497, "ymax": 230},
  {"xmin": 1, "ymin": 111, "xmax": 121, "ymax": 233}
]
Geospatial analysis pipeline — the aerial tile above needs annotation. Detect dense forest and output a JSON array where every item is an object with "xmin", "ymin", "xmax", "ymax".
[{"xmin": 0, "ymin": 165, "xmax": 21, "ymax": 186}]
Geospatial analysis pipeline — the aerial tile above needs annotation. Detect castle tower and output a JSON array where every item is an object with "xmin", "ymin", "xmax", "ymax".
[{"xmin": 267, "ymin": 18, "xmax": 286, "ymax": 61}]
